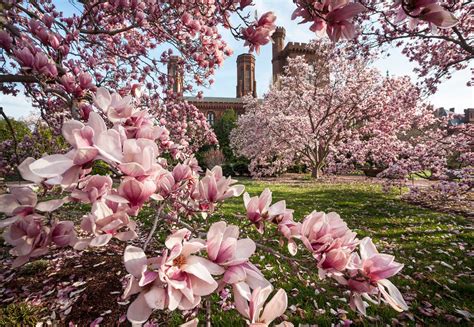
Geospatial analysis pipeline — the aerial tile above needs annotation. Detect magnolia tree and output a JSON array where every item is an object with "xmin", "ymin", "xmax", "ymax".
[
  {"xmin": 231, "ymin": 44, "xmax": 422, "ymax": 178},
  {"xmin": 0, "ymin": 0, "xmax": 278, "ymax": 159},
  {"xmin": 291, "ymin": 0, "xmax": 472, "ymax": 93},
  {"xmin": 377, "ymin": 121, "xmax": 473, "ymax": 205},
  {"xmin": 0, "ymin": 87, "xmax": 408, "ymax": 325},
  {"xmin": 325, "ymin": 77, "xmax": 434, "ymax": 174}
]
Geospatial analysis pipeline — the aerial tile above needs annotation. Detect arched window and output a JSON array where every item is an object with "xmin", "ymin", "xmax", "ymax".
[{"xmin": 207, "ymin": 111, "xmax": 215, "ymax": 125}]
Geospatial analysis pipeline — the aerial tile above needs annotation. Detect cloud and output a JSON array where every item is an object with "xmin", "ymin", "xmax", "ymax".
[{"xmin": 0, "ymin": 93, "xmax": 35, "ymax": 119}]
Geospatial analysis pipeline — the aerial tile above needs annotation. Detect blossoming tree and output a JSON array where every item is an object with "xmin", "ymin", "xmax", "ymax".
[
  {"xmin": 0, "ymin": 0, "xmax": 277, "ymax": 160},
  {"xmin": 231, "ymin": 44, "xmax": 424, "ymax": 178},
  {"xmin": 0, "ymin": 87, "xmax": 407, "ymax": 325}
]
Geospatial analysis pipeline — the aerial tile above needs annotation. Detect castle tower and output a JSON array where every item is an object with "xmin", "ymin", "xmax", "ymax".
[
  {"xmin": 271, "ymin": 26, "xmax": 286, "ymax": 82},
  {"xmin": 167, "ymin": 55, "xmax": 183, "ymax": 96},
  {"xmin": 236, "ymin": 53, "xmax": 257, "ymax": 98}
]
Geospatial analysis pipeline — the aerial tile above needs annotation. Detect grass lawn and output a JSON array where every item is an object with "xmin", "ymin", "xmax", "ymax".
[
  {"xmin": 1, "ymin": 178, "xmax": 473, "ymax": 326},
  {"xmin": 207, "ymin": 178, "xmax": 474, "ymax": 326}
]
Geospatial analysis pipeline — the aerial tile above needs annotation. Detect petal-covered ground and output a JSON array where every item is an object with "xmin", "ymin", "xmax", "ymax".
[{"xmin": 1, "ymin": 178, "xmax": 472, "ymax": 326}]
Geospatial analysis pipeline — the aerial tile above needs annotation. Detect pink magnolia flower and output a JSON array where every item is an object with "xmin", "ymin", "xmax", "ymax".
[
  {"xmin": 0, "ymin": 30, "xmax": 13, "ymax": 51},
  {"xmin": 418, "ymin": 3, "xmax": 458, "ymax": 28},
  {"xmin": 184, "ymin": 156, "xmax": 202, "ymax": 173},
  {"xmin": 27, "ymin": 112, "xmax": 122, "ymax": 187},
  {"xmin": 18, "ymin": 157, "xmax": 45, "ymax": 184},
  {"xmin": 325, "ymin": 1, "xmax": 366, "ymax": 41},
  {"xmin": 123, "ymin": 229, "xmax": 224, "ymax": 324},
  {"xmin": 50, "ymin": 220, "xmax": 77, "ymax": 247},
  {"xmin": 207, "ymin": 221, "xmax": 256, "ymax": 267},
  {"xmin": 2, "ymin": 214, "xmax": 50, "ymax": 267},
  {"xmin": 155, "ymin": 170, "xmax": 176, "ymax": 197},
  {"xmin": 172, "ymin": 163, "xmax": 193, "ymax": 183},
  {"xmin": 300, "ymin": 211, "xmax": 357, "ymax": 258},
  {"xmin": 0, "ymin": 187, "xmax": 65, "ymax": 228},
  {"xmin": 196, "ymin": 166, "xmax": 244, "ymax": 211},
  {"xmin": 118, "ymin": 139, "xmax": 160, "ymax": 177},
  {"xmin": 317, "ymin": 247, "xmax": 352, "ymax": 279},
  {"xmin": 276, "ymin": 211, "xmax": 301, "ymax": 255},
  {"xmin": 118, "ymin": 177, "xmax": 157, "ymax": 215},
  {"xmin": 121, "ymin": 111, "xmax": 170, "ymax": 142},
  {"xmin": 346, "ymin": 237, "xmax": 407, "ymax": 315},
  {"xmin": 93, "ymin": 87, "xmax": 135, "ymax": 122},
  {"xmin": 14, "ymin": 47, "xmax": 35, "ymax": 68},
  {"xmin": 243, "ymin": 188, "xmax": 286, "ymax": 233},
  {"xmin": 242, "ymin": 12, "xmax": 276, "ymax": 53},
  {"xmin": 239, "ymin": 0, "xmax": 253, "ymax": 9},
  {"xmin": 235, "ymin": 285, "xmax": 288, "ymax": 327},
  {"xmin": 79, "ymin": 210, "xmax": 137, "ymax": 248},
  {"xmin": 395, "ymin": 0, "xmax": 458, "ymax": 29},
  {"xmin": 70, "ymin": 175, "xmax": 113, "ymax": 203}
]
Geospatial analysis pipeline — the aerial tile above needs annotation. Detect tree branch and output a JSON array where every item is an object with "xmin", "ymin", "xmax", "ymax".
[
  {"xmin": 143, "ymin": 202, "xmax": 166, "ymax": 251},
  {"xmin": 0, "ymin": 107, "xmax": 20, "ymax": 166},
  {"xmin": 0, "ymin": 74, "xmax": 38, "ymax": 83}
]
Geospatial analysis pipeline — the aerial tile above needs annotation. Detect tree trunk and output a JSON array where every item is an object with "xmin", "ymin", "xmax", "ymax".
[{"xmin": 311, "ymin": 167, "xmax": 322, "ymax": 179}]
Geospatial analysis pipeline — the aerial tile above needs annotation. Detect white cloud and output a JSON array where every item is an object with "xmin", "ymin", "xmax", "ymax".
[{"xmin": 0, "ymin": 93, "xmax": 35, "ymax": 119}]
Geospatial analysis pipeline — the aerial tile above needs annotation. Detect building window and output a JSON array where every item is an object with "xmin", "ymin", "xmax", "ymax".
[{"xmin": 207, "ymin": 111, "xmax": 215, "ymax": 125}]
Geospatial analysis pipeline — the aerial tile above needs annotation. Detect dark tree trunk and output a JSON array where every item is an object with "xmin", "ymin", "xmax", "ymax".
[{"xmin": 311, "ymin": 167, "xmax": 322, "ymax": 179}]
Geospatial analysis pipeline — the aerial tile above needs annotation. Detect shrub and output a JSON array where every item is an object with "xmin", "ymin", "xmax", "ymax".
[
  {"xmin": 233, "ymin": 161, "xmax": 250, "ymax": 176},
  {"xmin": 221, "ymin": 163, "xmax": 234, "ymax": 176}
]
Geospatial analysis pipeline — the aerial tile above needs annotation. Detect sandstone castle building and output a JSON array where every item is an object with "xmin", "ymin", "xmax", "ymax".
[{"xmin": 168, "ymin": 26, "xmax": 318, "ymax": 125}]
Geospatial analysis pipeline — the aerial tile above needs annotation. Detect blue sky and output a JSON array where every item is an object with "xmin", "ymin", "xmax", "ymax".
[{"xmin": 1, "ymin": 0, "xmax": 472, "ymax": 119}]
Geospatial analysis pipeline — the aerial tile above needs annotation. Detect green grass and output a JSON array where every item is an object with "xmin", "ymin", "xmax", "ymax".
[
  {"xmin": 207, "ymin": 178, "xmax": 474, "ymax": 326},
  {"xmin": 0, "ymin": 303, "xmax": 42, "ymax": 327}
]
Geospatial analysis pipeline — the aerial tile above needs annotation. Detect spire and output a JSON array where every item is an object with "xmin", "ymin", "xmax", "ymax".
[{"xmin": 236, "ymin": 53, "xmax": 257, "ymax": 98}]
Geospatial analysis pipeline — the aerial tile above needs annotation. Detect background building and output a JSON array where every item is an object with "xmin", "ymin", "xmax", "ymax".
[
  {"xmin": 168, "ymin": 26, "xmax": 321, "ymax": 125},
  {"xmin": 180, "ymin": 54, "xmax": 257, "ymax": 125}
]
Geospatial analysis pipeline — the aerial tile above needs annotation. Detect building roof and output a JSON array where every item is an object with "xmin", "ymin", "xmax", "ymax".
[{"xmin": 184, "ymin": 96, "xmax": 244, "ymax": 104}]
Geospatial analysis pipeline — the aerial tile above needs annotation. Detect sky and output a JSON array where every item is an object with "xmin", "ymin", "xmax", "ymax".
[{"xmin": 1, "ymin": 0, "xmax": 472, "ymax": 119}]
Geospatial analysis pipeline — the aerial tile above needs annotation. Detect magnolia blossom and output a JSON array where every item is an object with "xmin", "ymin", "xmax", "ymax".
[
  {"xmin": 123, "ymin": 229, "xmax": 224, "ymax": 324},
  {"xmin": 195, "ymin": 166, "xmax": 245, "ymax": 211},
  {"xmin": 205, "ymin": 221, "xmax": 269, "ymax": 301},
  {"xmin": 70, "ymin": 175, "xmax": 113, "ymax": 203},
  {"xmin": 118, "ymin": 139, "xmax": 161, "ymax": 177},
  {"xmin": 276, "ymin": 211, "xmax": 301, "ymax": 255},
  {"xmin": 292, "ymin": 0, "xmax": 365, "ymax": 41},
  {"xmin": 0, "ymin": 187, "xmax": 65, "ymax": 227},
  {"xmin": 242, "ymin": 12, "xmax": 276, "ymax": 53},
  {"xmin": 25, "ymin": 112, "xmax": 122, "ymax": 187},
  {"xmin": 345, "ymin": 237, "xmax": 407, "ymax": 315},
  {"xmin": 325, "ymin": 1, "xmax": 366, "ymax": 41},
  {"xmin": 79, "ymin": 210, "xmax": 137, "ymax": 248},
  {"xmin": 3, "ymin": 215, "xmax": 50, "ymax": 267},
  {"xmin": 235, "ymin": 286, "xmax": 289, "ymax": 327},
  {"xmin": 395, "ymin": 0, "xmax": 458, "ymax": 29},
  {"xmin": 93, "ymin": 87, "xmax": 135, "ymax": 122},
  {"xmin": 50, "ymin": 220, "xmax": 77, "ymax": 247},
  {"xmin": 243, "ymin": 188, "xmax": 286, "ymax": 233},
  {"xmin": 300, "ymin": 211, "xmax": 358, "ymax": 257},
  {"xmin": 118, "ymin": 177, "xmax": 157, "ymax": 215},
  {"xmin": 299, "ymin": 211, "xmax": 358, "ymax": 279}
]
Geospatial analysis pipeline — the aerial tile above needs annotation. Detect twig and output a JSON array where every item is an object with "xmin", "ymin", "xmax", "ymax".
[
  {"xmin": 162, "ymin": 213, "xmax": 197, "ymax": 233},
  {"xmin": 255, "ymin": 243, "xmax": 312, "ymax": 264},
  {"xmin": 206, "ymin": 298, "xmax": 211, "ymax": 327},
  {"xmin": 143, "ymin": 202, "xmax": 165, "ymax": 251}
]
